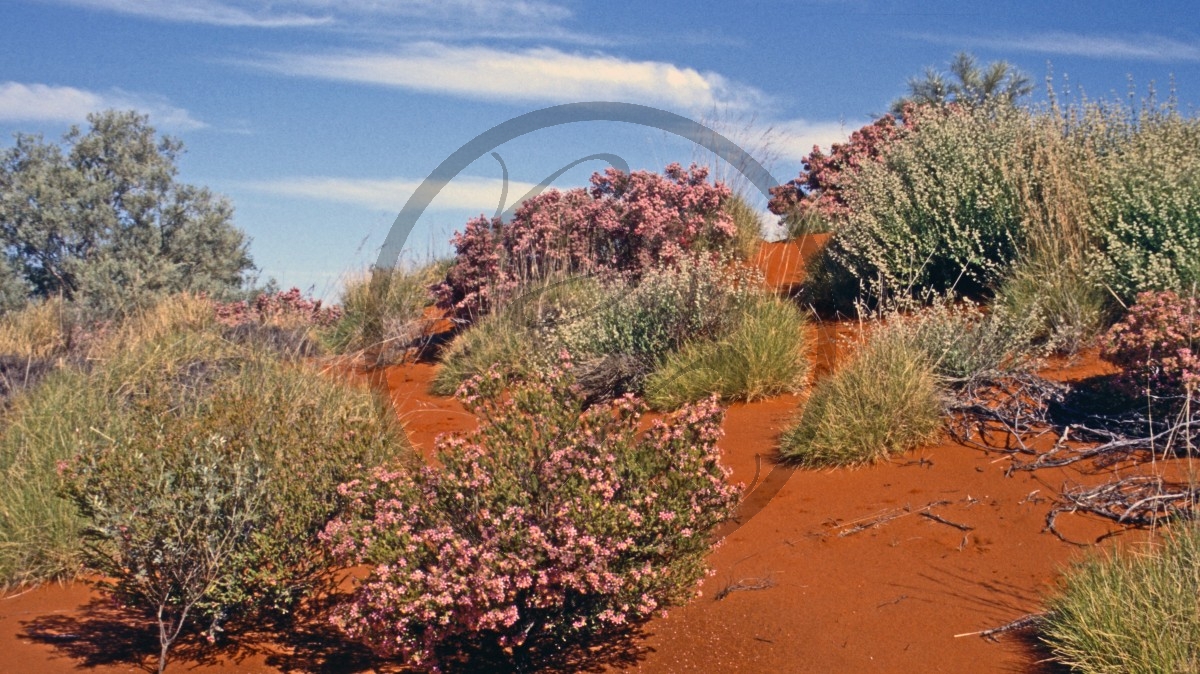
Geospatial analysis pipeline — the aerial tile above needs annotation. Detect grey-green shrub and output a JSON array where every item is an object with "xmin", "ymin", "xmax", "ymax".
[
  {"xmin": 1079, "ymin": 104, "xmax": 1200, "ymax": 301},
  {"xmin": 434, "ymin": 256, "xmax": 763, "ymax": 399},
  {"xmin": 779, "ymin": 326, "xmax": 942, "ymax": 467},
  {"xmin": 884, "ymin": 297, "xmax": 1040, "ymax": 385},
  {"xmin": 0, "ymin": 297, "xmax": 409, "ymax": 592},
  {"xmin": 61, "ymin": 350, "xmax": 408, "ymax": 667},
  {"xmin": 831, "ymin": 104, "xmax": 1030, "ymax": 298},
  {"xmin": 562, "ymin": 255, "xmax": 761, "ymax": 365},
  {"xmin": 1041, "ymin": 524, "xmax": 1200, "ymax": 674},
  {"xmin": 645, "ymin": 295, "xmax": 810, "ymax": 409}
]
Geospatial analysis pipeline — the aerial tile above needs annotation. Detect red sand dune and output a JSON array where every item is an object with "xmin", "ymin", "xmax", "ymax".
[{"xmin": 0, "ymin": 239, "xmax": 1158, "ymax": 673}]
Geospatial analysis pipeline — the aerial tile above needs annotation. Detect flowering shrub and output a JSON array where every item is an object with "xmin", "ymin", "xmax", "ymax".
[
  {"xmin": 436, "ymin": 164, "xmax": 736, "ymax": 315},
  {"xmin": 214, "ymin": 287, "xmax": 342, "ymax": 328},
  {"xmin": 768, "ymin": 114, "xmax": 909, "ymax": 222},
  {"xmin": 323, "ymin": 364, "xmax": 741, "ymax": 670},
  {"xmin": 1102, "ymin": 290, "xmax": 1200, "ymax": 401}
]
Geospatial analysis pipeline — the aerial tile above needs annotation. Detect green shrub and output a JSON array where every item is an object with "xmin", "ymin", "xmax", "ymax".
[
  {"xmin": 0, "ymin": 297, "xmax": 409, "ymax": 595},
  {"xmin": 562, "ymin": 255, "xmax": 761, "ymax": 366},
  {"xmin": 885, "ymin": 297, "xmax": 1039, "ymax": 386},
  {"xmin": 431, "ymin": 275, "xmax": 602, "ymax": 396},
  {"xmin": 61, "ymin": 352, "xmax": 407, "ymax": 671},
  {"xmin": 779, "ymin": 327, "xmax": 942, "ymax": 466},
  {"xmin": 995, "ymin": 256, "xmax": 1108, "ymax": 355},
  {"xmin": 645, "ymin": 296, "xmax": 810, "ymax": 409},
  {"xmin": 831, "ymin": 105, "xmax": 1030, "ymax": 297},
  {"xmin": 434, "ymin": 257, "xmax": 762, "ymax": 399},
  {"xmin": 324, "ymin": 262, "xmax": 447, "ymax": 357},
  {"xmin": 1041, "ymin": 524, "xmax": 1200, "ymax": 674},
  {"xmin": 1080, "ymin": 103, "xmax": 1200, "ymax": 301}
]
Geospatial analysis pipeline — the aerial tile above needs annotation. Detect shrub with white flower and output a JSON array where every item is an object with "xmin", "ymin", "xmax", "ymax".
[{"xmin": 322, "ymin": 361, "xmax": 740, "ymax": 670}]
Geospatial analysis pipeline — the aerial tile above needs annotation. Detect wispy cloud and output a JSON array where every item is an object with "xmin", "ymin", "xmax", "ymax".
[
  {"xmin": 912, "ymin": 31, "xmax": 1200, "ymax": 62},
  {"xmin": 245, "ymin": 175, "xmax": 543, "ymax": 213},
  {"xmin": 45, "ymin": 0, "xmax": 331, "ymax": 27},
  {"xmin": 0, "ymin": 81, "xmax": 206, "ymax": 130},
  {"xmin": 248, "ymin": 43, "xmax": 770, "ymax": 112},
  {"xmin": 40, "ymin": 0, "xmax": 596, "ymax": 40}
]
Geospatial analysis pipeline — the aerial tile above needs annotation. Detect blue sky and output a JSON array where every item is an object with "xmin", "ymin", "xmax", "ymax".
[{"xmin": 2, "ymin": 0, "xmax": 1199, "ymax": 297}]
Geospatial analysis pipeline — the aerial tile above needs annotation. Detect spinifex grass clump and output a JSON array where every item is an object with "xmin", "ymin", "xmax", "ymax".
[
  {"xmin": 1101, "ymin": 289, "xmax": 1200, "ymax": 406},
  {"xmin": 1040, "ymin": 524, "xmax": 1200, "ymax": 674},
  {"xmin": 644, "ymin": 295, "xmax": 811, "ymax": 409},
  {"xmin": 436, "ymin": 163, "xmax": 738, "ymax": 316},
  {"xmin": 323, "ymin": 365, "xmax": 741, "ymax": 671},
  {"xmin": 780, "ymin": 325, "xmax": 942, "ymax": 467},
  {"xmin": 323, "ymin": 261, "xmax": 448, "ymax": 359}
]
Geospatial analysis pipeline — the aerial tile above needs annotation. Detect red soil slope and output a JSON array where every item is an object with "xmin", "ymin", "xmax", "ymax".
[{"xmin": 0, "ymin": 239, "xmax": 1157, "ymax": 674}]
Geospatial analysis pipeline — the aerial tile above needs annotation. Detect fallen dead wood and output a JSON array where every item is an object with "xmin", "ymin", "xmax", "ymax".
[
  {"xmin": 954, "ymin": 612, "xmax": 1046, "ymax": 640},
  {"xmin": 835, "ymin": 500, "xmax": 951, "ymax": 537},
  {"xmin": 920, "ymin": 511, "xmax": 974, "ymax": 531},
  {"xmin": 1044, "ymin": 476, "xmax": 1200, "ymax": 543}
]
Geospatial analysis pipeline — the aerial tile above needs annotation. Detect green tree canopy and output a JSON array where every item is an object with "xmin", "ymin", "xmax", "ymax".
[
  {"xmin": 0, "ymin": 110, "xmax": 254, "ymax": 313},
  {"xmin": 891, "ymin": 52, "xmax": 1033, "ymax": 114}
]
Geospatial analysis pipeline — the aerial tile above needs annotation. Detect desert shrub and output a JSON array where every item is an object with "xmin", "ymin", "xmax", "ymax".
[
  {"xmin": 1101, "ymin": 290, "xmax": 1200, "ymax": 404},
  {"xmin": 1040, "ymin": 524, "xmax": 1200, "ymax": 674},
  {"xmin": 436, "ymin": 164, "xmax": 737, "ymax": 315},
  {"xmin": 829, "ymin": 104, "xmax": 1030, "ymax": 297},
  {"xmin": 883, "ymin": 297, "xmax": 1040, "ymax": 386},
  {"xmin": 323, "ymin": 366, "xmax": 740, "ymax": 670},
  {"xmin": 644, "ymin": 295, "xmax": 810, "ymax": 409},
  {"xmin": 1079, "ymin": 103, "xmax": 1200, "ymax": 301},
  {"xmin": 324, "ymin": 262, "xmax": 447, "ymax": 357},
  {"xmin": 60, "ymin": 352, "xmax": 407, "ymax": 671},
  {"xmin": 768, "ymin": 114, "xmax": 909, "ymax": 222},
  {"xmin": 431, "ymin": 276, "xmax": 602, "ymax": 396},
  {"xmin": 562, "ymin": 255, "xmax": 761, "ymax": 367},
  {"xmin": 995, "ymin": 257, "xmax": 1108, "ymax": 355},
  {"xmin": 779, "ymin": 326, "xmax": 942, "ymax": 467},
  {"xmin": 434, "ymin": 257, "xmax": 761, "ymax": 400},
  {"xmin": 214, "ymin": 287, "xmax": 342, "ymax": 359}
]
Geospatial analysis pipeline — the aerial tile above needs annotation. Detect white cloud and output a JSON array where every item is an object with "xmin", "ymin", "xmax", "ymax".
[
  {"xmin": 42, "ymin": 0, "xmax": 584, "ymax": 37},
  {"xmin": 245, "ymin": 175, "xmax": 544, "ymax": 213},
  {"xmin": 48, "ymin": 0, "xmax": 330, "ymax": 27},
  {"xmin": 250, "ymin": 43, "xmax": 769, "ymax": 112},
  {"xmin": 0, "ymin": 82, "xmax": 206, "ymax": 130},
  {"xmin": 912, "ymin": 31, "xmax": 1200, "ymax": 63},
  {"xmin": 762, "ymin": 119, "xmax": 848, "ymax": 162}
]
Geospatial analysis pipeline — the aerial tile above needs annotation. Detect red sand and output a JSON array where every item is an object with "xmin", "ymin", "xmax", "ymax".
[{"xmin": 0, "ymin": 239, "xmax": 1165, "ymax": 673}]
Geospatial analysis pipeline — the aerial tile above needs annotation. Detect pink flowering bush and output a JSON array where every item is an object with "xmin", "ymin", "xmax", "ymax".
[
  {"xmin": 213, "ymin": 287, "xmax": 342, "ymax": 328},
  {"xmin": 322, "ymin": 363, "xmax": 741, "ymax": 670},
  {"xmin": 1102, "ymin": 290, "xmax": 1200, "ymax": 402},
  {"xmin": 768, "ymin": 113, "xmax": 910, "ymax": 222},
  {"xmin": 436, "ymin": 164, "xmax": 736, "ymax": 316}
]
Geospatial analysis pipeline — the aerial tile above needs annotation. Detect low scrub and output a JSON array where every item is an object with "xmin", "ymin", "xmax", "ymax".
[
  {"xmin": 779, "ymin": 326, "xmax": 942, "ymax": 467},
  {"xmin": 323, "ymin": 366, "xmax": 740, "ymax": 670},
  {"xmin": 645, "ymin": 295, "xmax": 811, "ymax": 409},
  {"xmin": 1040, "ymin": 524, "xmax": 1200, "ymax": 674},
  {"xmin": 0, "ymin": 294, "xmax": 409, "ymax": 606},
  {"xmin": 436, "ymin": 164, "xmax": 738, "ymax": 316},
  {"xmin": 1101, "ymin": 289, "xmax": 1200, "ymax": 405},
  {"xmin": 61, "ymin": 351, "xmax": 407, "ymax": 671},
  {"xmin": 829, "ymin": 105, "xmax": 1030, "ymax": 298}
]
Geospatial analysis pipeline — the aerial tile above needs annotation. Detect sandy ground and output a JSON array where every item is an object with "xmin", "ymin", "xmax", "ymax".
[{"xmin": 0, "ymin": 239, "xmax": 1157, "ymax": 674}]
